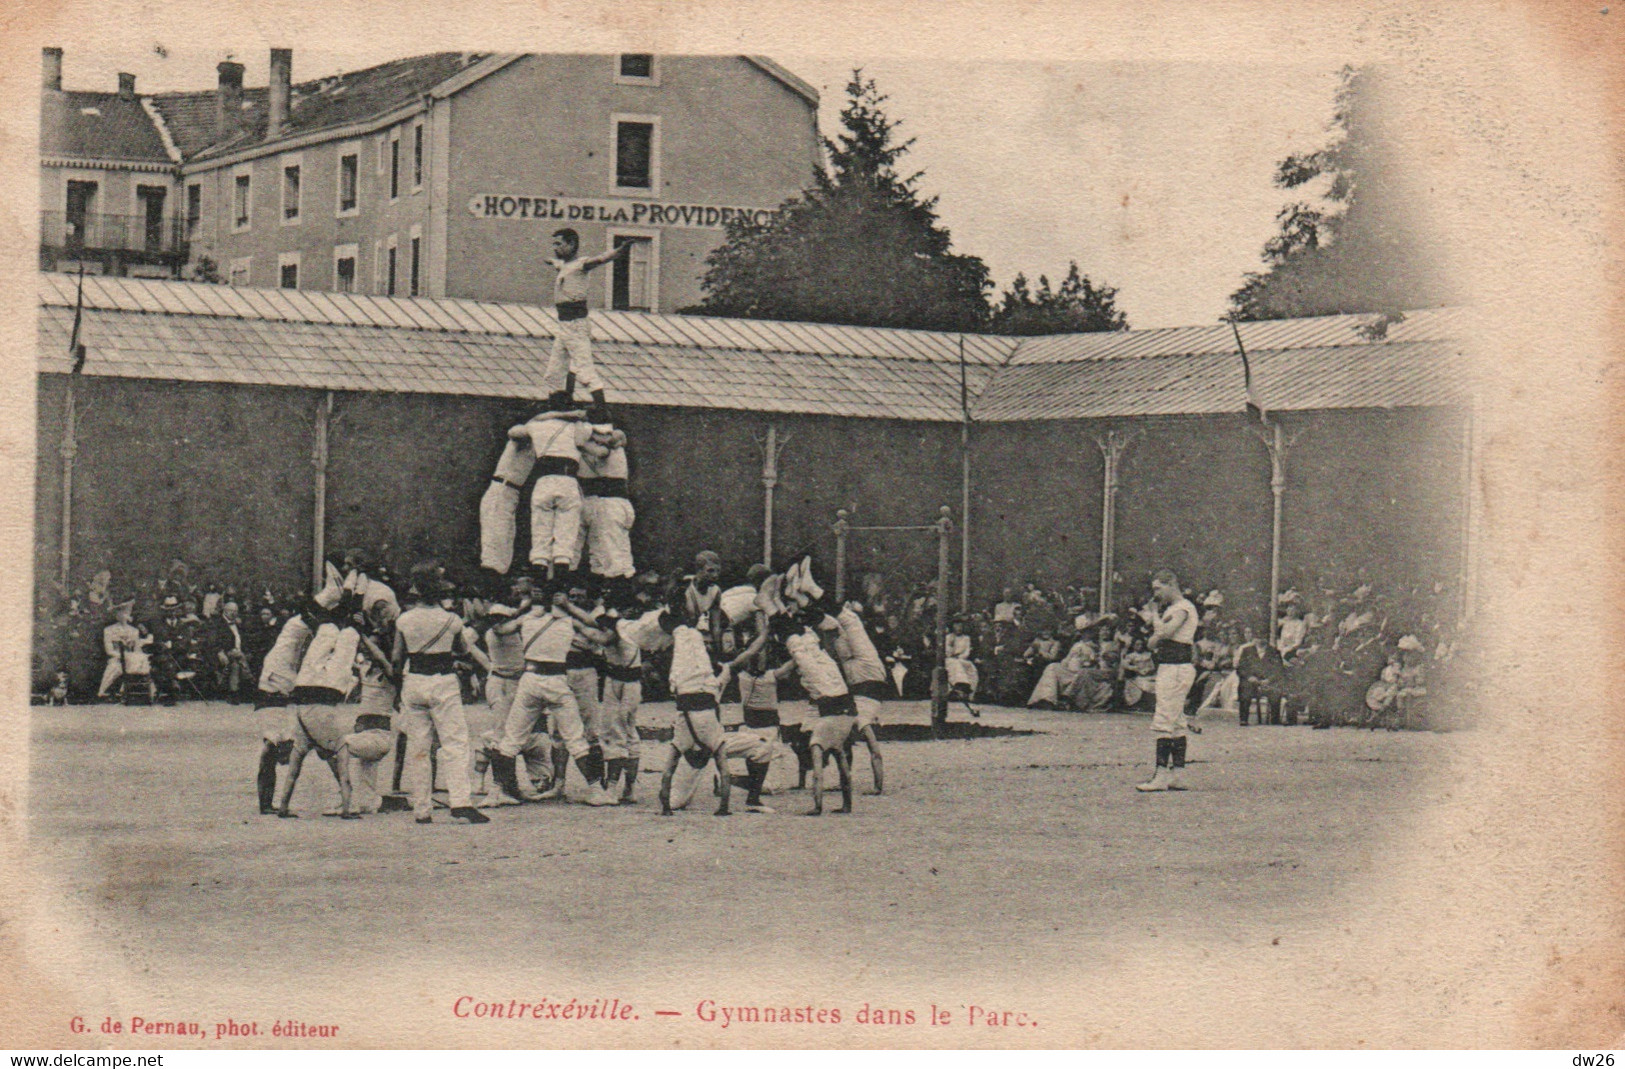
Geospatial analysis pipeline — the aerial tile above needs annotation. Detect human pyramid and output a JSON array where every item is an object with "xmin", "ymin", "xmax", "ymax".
[{"xmin": 255, "ymin": 228, "xmax": 888, "ymax": 824}]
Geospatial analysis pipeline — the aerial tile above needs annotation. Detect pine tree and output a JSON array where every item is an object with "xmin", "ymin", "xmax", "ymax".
[
  {"xmin": 684, "ymin": 72, "xmax": 991, "ymax": 333},
  {"xmin": 989, "ymin": 263, "xmax": 1128, "ymax": 335}
]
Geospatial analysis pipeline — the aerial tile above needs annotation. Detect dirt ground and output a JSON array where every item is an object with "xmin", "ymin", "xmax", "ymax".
[{"xmin": 21, "ymin": 696, "xmax": 1458, "ymax": 1047}]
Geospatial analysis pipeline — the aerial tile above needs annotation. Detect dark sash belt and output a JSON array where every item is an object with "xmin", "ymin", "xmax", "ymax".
[
  {"xmin": 1156, "ymin": 641, "xmax": 1194, "ymax": 665},
  {"xmin": 534, "ymin": 456, "xmax": 579, "ymax": 478},
  {"xmin": 556, "ymin": 300, "xmax": 589, "ymax": 322},
  {"xmin": 406, "ymin": 652, "xmax": 458, "ymax": 676},
  {"xmin": 815, "ymin": 694, "xmax": 858, "ymax": 717},
  {"xmin": 580, "ymin": 477, "xmax": 629, "ymax": 498},
  {"xmin": 850, "ymin": 679, "xmax": 890, "ymax": 701}
]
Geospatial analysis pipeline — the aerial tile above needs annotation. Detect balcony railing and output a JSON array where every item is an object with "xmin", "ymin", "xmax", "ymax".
[{"xmin": 40, "ymin": 210, "xmax": 190, "ymax": 260}]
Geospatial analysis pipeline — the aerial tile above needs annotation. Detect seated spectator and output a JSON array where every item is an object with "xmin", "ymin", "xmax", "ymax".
[
  {"xmin": 1120, "ymin": 635, "xmax": 1156, "ymax": 708},
  {"xmin": 1028, "ymin": 631, "xmax": 1089, "ymax": 709},
  {"xmin": 1070, "ymin": 633, "xmax": 1115, "ymax": 713},
  {"xmin": 1276, "ymin": 598, "xmax": 1308, "ymax": 657},
  {"xmin": 204, "ymin": 600, "xmax": 251, "ymax": 702},
  {"xmin": 992, "ymin": 588, "xmax": 1021, "ymax": 627},
  {"xmin": 97, "ymin": 600, "xmax": 154, "ymax": 701},
  {"xmin": 1363, "ymin": 652, "xmax": 1402, "ymax": 728},
  {"xmin": 1234, "ymin": 625, "xmax": 1283, "ymax": 725},
  {"xmin": 1394, "ymin": 634, "xmax": 1429, "ymax": 730},
  {"xmin": 945, "ymin": 618, "xmax": 978, "ymax": 700}
]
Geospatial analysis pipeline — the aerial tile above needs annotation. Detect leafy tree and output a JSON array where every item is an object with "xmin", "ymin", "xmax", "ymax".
[
  {"xmin": 685, "ymin": 72, "xmax": 991, "ymax": 333},
  {"xmin": 989, "ymin": 263, "xmax": 1128, "ymax": 335},
  {"xmin": 1227, "ymin": 66, "xmax": 1458, "ymax": 321}
]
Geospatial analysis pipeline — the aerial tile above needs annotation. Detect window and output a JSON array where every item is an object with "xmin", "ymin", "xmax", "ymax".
[
  {"xmin": 281, "ymin": 156, "xmax": 301, "ymax": 223},
  {"xmin": 278, "ymin": 251, "xmax": 300, "ymax": 289},
  {"xmin": 64, "ymin": 180, "xmax": 97, "ymax": 247},
  {"xmin": 337, "ymin": 151, "xmax": 359, "ymax": 215},
  {"xmin": 389, "ymin": 131, "xmax": 400, "ymax": 200},
  {"xmin": 232, "ymin": 166, "xmax": 252, "ymax": 231},
  {"xmin": 228, "ymin": 256, "xmax": 251, "ymax": 287},
  {"xmin": 333, "ymin": 244, "xmax": 358, "ymax": 293},
  {"xmin": 412, "ymin": 123, "xmax": 424, "ymax": 190},
  {"xmin": 608, "ymin": 233, "xmax": 656, "ymax": 311},
  {"xmin": 616, "ymin": 54, "xmax": 657, "ymax": 84},
  {"xmin": 612, "ymin": 116, "xmax": 658, "ymax": 192},
  {"xmin": 185, "ymin": 184, "xmax": 201, "ymax": 238},
  {"xmin": 409, "ymin": 226, "xmax": 421, "ymax": 296},
  {"xmin": 377, "ymin": 134, "xmax": 387, "ymax": 174},
  {"xmin": 386, "ymin": 235, "xmax": 397, "ymax": 296},
  {"xmin": 136, "ymin": 185, "xmax": 167, "ymax": 252}
]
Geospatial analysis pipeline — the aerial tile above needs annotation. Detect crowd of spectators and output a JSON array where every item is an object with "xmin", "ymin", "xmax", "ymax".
[
  {"xmin": 35, "ymin": 556, "xmax": 1472, "ymax": 732},
  {"xmin": 33, "ymin": 561, "xmax": 321, "ymax": 704},
  {"xmin": 843, "ymin": 572, "xmax": 1470, "ymax": 731}
]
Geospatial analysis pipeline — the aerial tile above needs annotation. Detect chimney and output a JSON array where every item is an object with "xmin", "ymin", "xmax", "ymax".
[
  {"xmin": 118, "ymin": 72, "xmax": 136, "ymax": 100},
  {"xmin": 215, "ymin": 59, "xmax": 245, "ymax": 142},
  {"xmin": 267, "ymin": 48, "xmax": 292, "ymax": 140},
  {"xmin": 42, "ymin": 47, "xmax": 62, "ymax": 91}
]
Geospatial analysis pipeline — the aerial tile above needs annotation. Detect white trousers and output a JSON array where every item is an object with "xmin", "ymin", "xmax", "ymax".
[
  {"xmin": 399, "ymin": 673, "xmax": 473, "ymax": 814},
  {"xmin": 543, "ymin": 317, "xmax": 605, "ymax": 394},
  {"xmin": 529, "ymin": 475, "xmax": 582, "ymax": 567},
  {"xmin": 1151, "ymin": 663, "xmax": 1197, "ymax": 738},
  {"xmin": 582, "ymin": 496, "xmax": 636, "ymax": 577},
  {"xmin": 503, "ymin": 672, "xmax": 588, "ymax": 760},
  {"xmin": 599, "ymin": 677, "xmax": 641, "ymax": 760}
]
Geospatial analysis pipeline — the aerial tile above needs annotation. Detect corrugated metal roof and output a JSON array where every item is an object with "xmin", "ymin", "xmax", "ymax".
[
  {"xmin": 1004, "ymin": 307, "xmax": 1464, "ymax": 364},
  {"xmin": 36, "ymin": 274, "xmax": 1468, "ymax": 421},
  {"xmin": 36, "ymin": 274, "xmax": 1018, "ymax": 365},
  {"xmin": 38, "ymin": 304, "xmax": 1001, "ymax": 421},
  {"xmin": 972, "ymin": 341, "xmax": 1468, "ymax": 420}
]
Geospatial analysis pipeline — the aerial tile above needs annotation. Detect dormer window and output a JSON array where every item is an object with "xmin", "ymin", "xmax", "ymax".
[{"xmin": 615, "ymin": 54, "xmax": 658, "ymax": 85}]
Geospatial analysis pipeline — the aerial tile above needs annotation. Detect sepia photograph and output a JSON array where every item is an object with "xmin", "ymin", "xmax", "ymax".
[{"xmin": 1, "ymin": 0, "xmax": 1620, "ymax": 1053}]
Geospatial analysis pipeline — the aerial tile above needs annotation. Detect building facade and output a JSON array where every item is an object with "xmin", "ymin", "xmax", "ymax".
[
  {"xmin": 40, "ymin": 48, "xmax": 821, "ymax": 313},
  {"xmin": 38, "ymin": 49, "xmax": 186, "ymax": 278}
]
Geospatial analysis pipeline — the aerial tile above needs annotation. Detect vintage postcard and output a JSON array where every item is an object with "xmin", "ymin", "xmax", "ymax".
[{"xmin": 0, "ymin": 0, "xmax": 1619, "ymax": 1052}]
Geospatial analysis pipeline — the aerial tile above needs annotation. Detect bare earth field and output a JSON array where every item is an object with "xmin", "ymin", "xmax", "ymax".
[{"xmin": 22, "ymin": 698, "xmax": 1457, "ymax": 1047}]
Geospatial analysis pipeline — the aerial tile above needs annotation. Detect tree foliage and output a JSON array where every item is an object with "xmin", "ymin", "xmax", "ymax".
[
  {"xmin": 685, "ymin": 72, "xmax": 992, "ymax": 333},
  {"xmin": 989, "ymin": 263, "xmax": 1128, "ymax": 335},
  {"xmin": 1227, "ymin": 66, "xmax": 1457, "ymax": 321}
]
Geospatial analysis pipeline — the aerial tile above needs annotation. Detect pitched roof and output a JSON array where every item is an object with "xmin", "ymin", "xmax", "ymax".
[
  {"xmin": 976, "ymin": 307, "xmax": 1469, "ymax": 419},
  {"xmin": 34, "ymin": 273, "xmax": 1469, "ymax": 421},
  {"xmin": 40, "ymin": 89, "xmax": 171, "ymax": 164},
  {"xmin": 148, "ymin": 52, "xmax": 485, "ymax": 161},
  {"xmin": 143, "ymin": 52, "xmax": 816, "ymax": 165}
]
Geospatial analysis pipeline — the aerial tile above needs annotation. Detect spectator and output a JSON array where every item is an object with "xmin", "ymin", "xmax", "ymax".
[
  {"xmin": 204, "ymin": 600, "xmax": 251, "ymax": 702},
  {"xmin": 1120, "ymin": 635, "xmax": 1156, "ymax": 708},
  {"xmin": 1027, "ymin": 629, "xmax": 1089, "ymax": 710},
  {"xmin": 945, "ymin": 618, "xmax": 978, "ymax": 701},
  {"xmin": 97, "ymin": 600, "xmax": 148, "ymax": 700}
]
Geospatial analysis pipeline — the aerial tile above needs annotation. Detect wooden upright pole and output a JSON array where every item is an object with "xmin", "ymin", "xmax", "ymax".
[
  {"xmin": 1266, "ymin": 421, "xmax": 1286, "ymax": 645},
  {"xmin": 832, "ymin": 508, "xmax": 850, "ymax": 603},
  {"xmin": 958, "ymin": 335, "xmax": 971, "ymax": 613},
  {"xmin": 1094, "ymin": 430, "xmax": 1135, "ymax": 615},
  {"xmin": 761, "ymin": 424, "xmax": 779, "ymax": 567},
  {"xmin": 58, "ymin": 381, "xmax": 77, "ymax": 590},
  {"xmin": 932, "ymin": 505, "xmax": 952, "ymax": 730},
  {"xmin": 311, "ymin": 390, "xmax": 333, "ymax": 594}
]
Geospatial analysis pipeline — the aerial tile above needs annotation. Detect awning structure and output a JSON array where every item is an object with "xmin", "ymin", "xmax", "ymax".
[{"xmin": 36, "ymin": 273, "xmax": 1469, "ymax": 421}]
